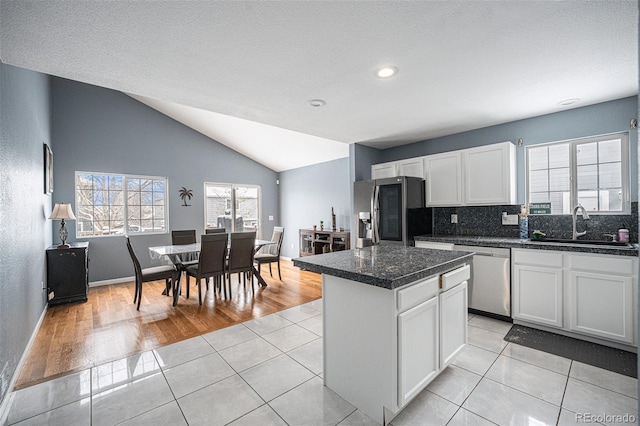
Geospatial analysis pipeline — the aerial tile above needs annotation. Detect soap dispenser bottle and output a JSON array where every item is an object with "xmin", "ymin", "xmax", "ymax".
[{"xmin": 618, "ymin": 225, "xmax": 629, "ymax": 243}]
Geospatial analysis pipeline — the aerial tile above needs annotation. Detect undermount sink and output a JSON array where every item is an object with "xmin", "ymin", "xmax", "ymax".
[{"xmin": 528, "ymin": 238, "xmax": 632, "ymax": 247}]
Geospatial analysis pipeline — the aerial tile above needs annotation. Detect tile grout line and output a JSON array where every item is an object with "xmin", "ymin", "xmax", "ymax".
[{"xmin": 152, "ymin": 348, "xmax": 190, "ymax": 426}]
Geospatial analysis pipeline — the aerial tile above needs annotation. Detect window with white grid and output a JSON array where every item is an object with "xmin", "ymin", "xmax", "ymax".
[{"xmin": 526, "ymin": 132, "xmax": 630, "ymax": 214}]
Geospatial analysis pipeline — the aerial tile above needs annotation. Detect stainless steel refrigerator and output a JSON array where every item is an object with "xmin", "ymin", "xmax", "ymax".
[{"xmin": 353, "ymin": 176, "xmax": 429, "ymax": 247}]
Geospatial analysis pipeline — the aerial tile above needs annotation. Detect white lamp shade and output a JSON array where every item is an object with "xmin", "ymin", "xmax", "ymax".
[{"xmin": 48, "ymin": 203, "xmax": 77, "ymax": 220}]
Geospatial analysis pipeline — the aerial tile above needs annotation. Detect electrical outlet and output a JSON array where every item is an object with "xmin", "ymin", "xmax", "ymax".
[
  {"xmin": 268, "ymin": 215, "xmax": 274, "ymax": 221},
  {"xmin": 451, "ymin": 214, "xmax": 458, "ymax": 224},
  {"xmin": 502, "ymin": 214, "xmax": 519, "ymax": 225}
]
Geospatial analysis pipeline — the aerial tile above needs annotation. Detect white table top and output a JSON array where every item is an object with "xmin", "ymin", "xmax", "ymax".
[{"xmin": 149, "ymin": 239, "xmax": 273, "ymax": 260}]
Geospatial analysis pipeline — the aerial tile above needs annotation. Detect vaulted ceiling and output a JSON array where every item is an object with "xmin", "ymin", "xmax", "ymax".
[{"xmin": 1, "ymin": 1, "xmax": 637, "ymax": 171}]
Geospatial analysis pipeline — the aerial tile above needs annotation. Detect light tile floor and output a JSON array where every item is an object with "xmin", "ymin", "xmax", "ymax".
[{"xmin": 4, "ymin": 302, "xmax": 638, "ymax": 426}]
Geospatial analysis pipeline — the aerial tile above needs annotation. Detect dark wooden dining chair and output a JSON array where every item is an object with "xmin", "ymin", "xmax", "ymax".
[
  {"xmin": 171, "ymin": 229, "xmax": 198, "ymax": 298},
  {"xmin": 171, "ymin": 229, "xmax": 197, "ymax": 245},
  {"xmin": 184, "ymin": 233, "xmax": 228, "ymax": 304},
  {"xmin": 205, "ymin": 228, "xmax": 226, "ymax": 234},
  {"xmin": 227, "ymin": 231, "xmax": 257, "ymax": 295},
  {"xmin": 126, "ymin": 236, "xmax": 179, "ymax": 310},
  {"xmin": 254, "ymin": 226, "xmax": 284, "ymax": 280}
]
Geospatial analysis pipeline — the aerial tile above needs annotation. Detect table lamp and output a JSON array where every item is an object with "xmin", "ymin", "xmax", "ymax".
[{"xmin": 48, "ymin": 203, "xmax": 77, "ymax": 248}]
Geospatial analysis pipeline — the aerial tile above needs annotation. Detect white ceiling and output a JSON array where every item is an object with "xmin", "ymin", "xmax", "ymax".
[{"xmin": 1, "ymin": 1, "xmax": 637, "ymax": 172}]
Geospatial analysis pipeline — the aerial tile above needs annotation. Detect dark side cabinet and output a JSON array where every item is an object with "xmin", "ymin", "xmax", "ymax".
[{"xmin": 46, "ymin": 242, "xmax": 89, "ymax": 305}]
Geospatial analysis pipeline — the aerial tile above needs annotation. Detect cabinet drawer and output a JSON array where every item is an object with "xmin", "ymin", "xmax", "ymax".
[
  {"xmin": 568, "ymin": 253, "xmax": 636, "ymax": 275},
  {"xmin": 415, "ymin": 241, "xmax": 454, "ymax": 251},
  {"xmin": 441, "ymin": 264, "xmax": 470, "ymax": 291},
  {"xmin": 397, "ymin": 276, "xmax": 439, "ymax": 312},
  {"xmin": 512, "ymin": 249, "xmax": 563, "ymax": 268}
]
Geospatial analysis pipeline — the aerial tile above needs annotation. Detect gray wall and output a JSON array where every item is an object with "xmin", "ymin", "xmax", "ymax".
[
  {"xmin": 369, "ymin": 97, "xmax": 639, "ymax": 204},
  {"xmin": 279, "ymin": 157, "xmax": 351, "ymax": 259},
  {"xmin": 0, "ymin": 63, "xmax": 51, "ymax": 406},
  {"xmin": 351, "ymin": 143, "xmax": 383, "ymax": 183},
  {"xmin": 51, "ymin": 77, "xmax": 279, "ymax": 282}
]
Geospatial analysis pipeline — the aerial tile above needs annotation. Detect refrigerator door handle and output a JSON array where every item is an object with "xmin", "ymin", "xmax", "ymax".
[{"xmin": 373, "ymin": 185, "xmax": 380, "ymax": 244}]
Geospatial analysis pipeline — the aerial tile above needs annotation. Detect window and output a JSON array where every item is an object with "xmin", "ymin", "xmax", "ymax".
[
  {"xmin": 204, "ymin": 182, "xmax": 261, "ymax": 236},
  {"xmin": 526, "ymin": 132, "xmax": 630, "ymax": 214},
  {"xmin": 75, "ymin": 172, "xmax": 168, "ymax": 237}
]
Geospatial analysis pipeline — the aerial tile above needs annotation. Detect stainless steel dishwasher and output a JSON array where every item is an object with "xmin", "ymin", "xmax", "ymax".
[{"xmin": 453, "ymin": 245, "xmax": 511, "ymax": 318}]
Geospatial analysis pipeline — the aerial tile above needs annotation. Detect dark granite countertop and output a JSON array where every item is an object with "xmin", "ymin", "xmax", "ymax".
[
  {"xmin": 414, "ymin": 235, "xmax": 639, "ymax": 257},
  {"xmin": 292, "ymin": 245, "xmax": 474, "ymax": 290}
]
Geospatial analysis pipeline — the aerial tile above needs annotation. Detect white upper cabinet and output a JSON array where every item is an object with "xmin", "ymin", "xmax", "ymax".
[
  {"xmin": 462, "ymin": 142, "xmax": 516, "ymax": 205},
  {"xmin": 370, "ymin": 141, "xmax": 516, "ymax": 207},
  {"xmin": 424, "ymin": 152, "xmax": 463, "ymax": 206},
  {"xmin": 397, "ymin": 158, "xmax": 425, "ymax": 178},
  {"xmin": 371, "ymin": 162, "xmax": 398, "ymax": 179},
  {"xmin": 371, "ymin": 158, "xmax": 422, "ymax": 179}
]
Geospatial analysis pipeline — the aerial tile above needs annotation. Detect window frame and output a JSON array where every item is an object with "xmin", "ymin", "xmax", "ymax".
[
  {"xmin": 75, "ymin": 171, "xmax": 169, "ymax": 238},
  {"xmin": 203, "ymin": 182, "xmax": 262, "ymax": 238},
  {"xmin": 525, "ymin": 132, "xmax": 631, "ymax": 215}
]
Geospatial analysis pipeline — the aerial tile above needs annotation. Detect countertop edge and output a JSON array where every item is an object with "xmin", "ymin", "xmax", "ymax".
[
  {"xmin": 414, "ymin": 236, "xmax": 638, "ymax": 257},
  {"xmin": 293, "ymin": 251, "xmax": 474, "ymax": 290}
]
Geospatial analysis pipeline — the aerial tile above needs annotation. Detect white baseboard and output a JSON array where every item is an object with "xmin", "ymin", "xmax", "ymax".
[
  {"xmin": 0, "ymin": 304, "xmax": 48, "ymax": 424},
  {"xmin": 89, "ymin": 276, "xmax": 134, "ymax": 287}
]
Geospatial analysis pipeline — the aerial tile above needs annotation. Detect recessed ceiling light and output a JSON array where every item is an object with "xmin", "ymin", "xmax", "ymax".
[
  {"xmin": 308, "ymin": 99, "xmax": 326, "ymax": 107},
  {"xmin": 376, "ymin": 66, "xmax": 398, "ymax": 79},
  {"xmin": 557, "ymin": 98, "xmax": 580, "ymax": 106}
]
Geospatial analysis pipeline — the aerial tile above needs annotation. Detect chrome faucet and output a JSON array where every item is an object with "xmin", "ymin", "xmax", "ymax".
[{"xmin": 572, "ymin": 204, "xmax": 590, "ymax": 240}]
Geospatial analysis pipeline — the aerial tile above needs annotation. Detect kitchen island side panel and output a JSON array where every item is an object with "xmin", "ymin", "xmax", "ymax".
[{"xmin": 323, "ymin": 275, "xmax": 397, "ymax": 424}]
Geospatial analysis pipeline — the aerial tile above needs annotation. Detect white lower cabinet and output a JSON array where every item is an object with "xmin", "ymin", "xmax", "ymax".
[
  {"xmin": 323, "ymin": 263, "xmax": 469, "ymax": 425},
  {"xmin": 512, "ymin": 264, "xmax": 563, "ymax": 328},
  {"xmin": 398, "ymin": 295, "xmax": 439, "ymax": 406},
  {"xmin": 568, "ymin": 270, "xmax": 634, "ymax": 344},
  {"xmin": 439, "ymin": 280, "xmax": 468, "ymax": 367},
  {"xmin": 512, "ymin": 248, "xmax": 637, "ymax": 347}
]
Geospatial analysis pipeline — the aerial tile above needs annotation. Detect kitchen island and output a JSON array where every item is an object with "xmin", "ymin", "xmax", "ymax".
[{"xmin": 293, "ymin": 245, "xmax": 473, "ymax": 425}]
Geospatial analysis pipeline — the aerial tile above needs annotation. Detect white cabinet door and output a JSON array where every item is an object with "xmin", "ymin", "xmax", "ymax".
[
  {"xmin": 568, "ymin": 271, "xmax": 634, "ymax": 344},
  {"xmin": 440, "ymin": 281, "xmax": 468, "ymax": 368},
  {"xmin": 398, "ymin": 295, "xmax": 439, "ymax": 407},
  {"xmin": 424, "ymin": 152, "xmax": 463, "ymax": 206},
  {"xmin": 512, "ymin": 265, "xmax": 563, "ymax": 328},
  {"xmin": 372, "ymin": 162, "xmax": 398, "ymax": 179},
  {"xmin": 462, "ymin": 142, "xmax": 515, "ymax": 205},
  {"xmin": 398, "ymin": 158, "xmax": 425, "ymax": 178}
]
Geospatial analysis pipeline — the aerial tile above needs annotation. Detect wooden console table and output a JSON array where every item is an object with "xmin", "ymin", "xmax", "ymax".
[{"xmin": 299, "ymin": 229, "xmax": 350, "ymax": 257}]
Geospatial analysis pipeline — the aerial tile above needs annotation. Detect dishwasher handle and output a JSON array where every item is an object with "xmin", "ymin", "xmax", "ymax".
[
  {"xmin": 473, "ymin": 252, "xmax": 496, "ymax": 257},
  {"xmin": 453, "ymin": 244, "xmax": 510, "ymax": 258}
]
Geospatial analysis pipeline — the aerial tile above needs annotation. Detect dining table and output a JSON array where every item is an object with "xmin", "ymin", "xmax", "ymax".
[{"xmin": 149, "ymin": 239, "xmax": 275, "ymax": 305}]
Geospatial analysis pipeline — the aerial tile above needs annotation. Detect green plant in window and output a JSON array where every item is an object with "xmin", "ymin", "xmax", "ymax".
[{"xmin": 179, "ymin": 187, "xmax": 193, "ymax": 206}]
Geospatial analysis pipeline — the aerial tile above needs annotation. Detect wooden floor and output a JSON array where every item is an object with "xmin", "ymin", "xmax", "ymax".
[{"xmin": 15, "ymin": 259, "xmax": 322, "ymax": 390}]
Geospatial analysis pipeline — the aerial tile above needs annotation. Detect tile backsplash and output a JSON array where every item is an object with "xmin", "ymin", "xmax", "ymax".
[{"xmin": 433, "ymin": 202, "xmax": 638, "ymax": 243}]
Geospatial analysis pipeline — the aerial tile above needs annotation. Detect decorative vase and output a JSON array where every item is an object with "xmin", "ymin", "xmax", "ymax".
[
  {"xmin": 331, "ymin": 207, "xmax": 336, "ymax": 231},
  {"xmin": 519, "ymin": 217, "xmax": 529, "ymax": 240}
]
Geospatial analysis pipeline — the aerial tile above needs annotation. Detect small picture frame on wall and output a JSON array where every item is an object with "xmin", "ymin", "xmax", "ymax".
[{"xmin": 44, "ymin": 143, "xmax": 53, "ymax": 194}]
